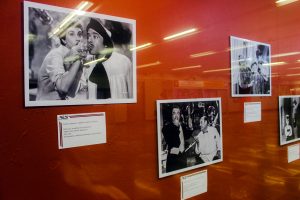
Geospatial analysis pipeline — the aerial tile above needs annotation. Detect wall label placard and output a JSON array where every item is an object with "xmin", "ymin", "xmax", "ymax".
[
  {"xmin": 181, "ymin": 170, "xmax": 207, "ymax": 200},
  {"xmin": 244, "ymin": 102, "xmax": 261, "ymax": 123},
  {"xmin": 57, "ymin": 112, "xmax": 106, "ymax": 149},
  {"xmin": 287, "ymin": 144, "xmax": 300, "ymax": 163}
]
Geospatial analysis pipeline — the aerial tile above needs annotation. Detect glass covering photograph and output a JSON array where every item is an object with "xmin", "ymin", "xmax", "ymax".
[
  {"xmin": 157, "ymin": 98, "xmax": 223, "ymax": 178},
  {"xmin": 24, "ymin": 1, "xmax": 136, "ymax": 107},
  {"xmin": 231, "ymin": 36, "xmax": 271, "ymax": 97},
  {"xmin": 279, "ymin": 95, "xmax": 300, "ymax": 145}
]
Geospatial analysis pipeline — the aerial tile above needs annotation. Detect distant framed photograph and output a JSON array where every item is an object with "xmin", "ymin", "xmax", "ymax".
[
  {"xmin": 230, "ymin": 36, "xmax": 271, "ymax": 97},
  {"xmin": 156, "ymin": 98, "xmax": 223, "ymax": 178},
  {"xmin": 279, "ymin": 95, "xmax": 300, "ymax": 145},
  {"xmin": 24, "ymin": 1, "xmax": 136, "ymax": 107}
]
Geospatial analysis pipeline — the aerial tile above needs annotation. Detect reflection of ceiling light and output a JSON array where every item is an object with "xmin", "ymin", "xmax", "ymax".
[
  {"xmin": 263, "ymin": 62, "xmax": 286, "ymax": 67},
  {"xmin": 77, "ymin": 1, "xmax": 90, "ymax": 10},
  {"xmin": 288, "ymin": 67, "xmax": 300, "ymax": 70},
  {"xmin": 89, "ymin": 5, "xmax": 102, "ymax": 13},
  {"xmin": 289, "ymin": 88, "xmax": 300, "ymax": 92},
  {"xmin": 130, "ymin": 43, "xmax": 152, "ymax": 51},
  {"xmin": 163, "ymin": 28, "xmax": 197, "ymax": 40},
  {"xmin": 190, "ymin": 51, "xmax": 216, "ymax": 58},
  {"xmin": 58, "ymin": 13, "xmax": 77, "ymax": 29},
  {"xmin": 286, "ymin": 73, "xmax": 300, "ymax": 77},
  {"xmin": 203, "ymin": 68, "xmax": 229, "ymax": 73},
  {"xmin": 83, "ymin": 57, "xmax": 106, "ymax": 66},
  {"xmin": 59, "ymin": 1, "xmax": 91, "ymax": 28},
  {"xmin": 52, "ymin": 28, "xmax": 60, "ymax": 35},
  {"xmin": 276, "ymin": 0, "xmax": 299, "ymax": 7},
  {"xmin": 75, "ymin": 10, "xmax": 86, "ymax": 15},
  {"xmin": 172, "ymin": 65, "xmax": 202, "ymax": 71},
  {"xmin": 137, "ymin": 61, "xmax": 161, "ymax": 69},
  {"xmin": 272, "ymin": 52, "xmax": 300, "ymax": 58},
  {"xmin": 74, "ymin": 1, "xmax": 90, "ymax": 15},
  {"xmin": 49, "ymin": 1, "xmax": 93, "ymax": 38},
  {"xmin": 229, "ymin": 45, "xmax": 256, "ymax": 51}
]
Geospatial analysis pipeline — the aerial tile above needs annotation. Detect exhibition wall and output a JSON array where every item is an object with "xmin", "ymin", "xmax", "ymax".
[{"xmin": 1, "ymin": 0, "xmax": 300, "ymax": 199}]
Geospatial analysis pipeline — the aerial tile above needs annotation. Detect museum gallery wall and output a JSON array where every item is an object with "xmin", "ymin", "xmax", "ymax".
[{"xmin": 1, "ymin": 0, "xmax": 300, "ymax": 199}]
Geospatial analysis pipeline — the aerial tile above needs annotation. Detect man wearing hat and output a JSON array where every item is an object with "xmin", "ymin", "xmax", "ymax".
[{"xmin": 86, "ymin": 18, "xmax": 132, "ymax": 99}]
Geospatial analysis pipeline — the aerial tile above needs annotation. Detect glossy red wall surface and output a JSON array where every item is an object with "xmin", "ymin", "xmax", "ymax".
[{"xmin": 1, "ymin": 0, "xmax": 300, "ymax": 199}]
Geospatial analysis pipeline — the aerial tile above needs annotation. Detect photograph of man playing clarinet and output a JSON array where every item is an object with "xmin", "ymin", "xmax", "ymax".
[{"xmin": 158, "ymin": 99, "xmax": 222, "ymax": 177}]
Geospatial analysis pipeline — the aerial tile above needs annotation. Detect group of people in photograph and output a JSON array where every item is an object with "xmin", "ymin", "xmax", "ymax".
[
  {"xmin": 29, "ymin": 8, "xmax": 133, "ymax": 101},
  {"xmin": 282, "ymin": 97, "xmax": 300, "ymax": 143},
  {"xmin": 231, "ymin": 37, "xmax": 271, "ymax": 96},
  {"xmin": 161, "ymin": 101, "xmax": 221, "ymax": 173},
  {"xmin": 237, "ymin": 43, "xmax": 270, "ymax": 95}
]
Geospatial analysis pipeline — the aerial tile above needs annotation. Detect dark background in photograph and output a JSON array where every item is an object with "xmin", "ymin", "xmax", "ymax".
[
  {"xmin": 280, "ymin": 97, "xmax": 300, "ymax": 144},
  {"xmin": 159, "ymin": 100, "xmax": 221, "ymax": 175}
]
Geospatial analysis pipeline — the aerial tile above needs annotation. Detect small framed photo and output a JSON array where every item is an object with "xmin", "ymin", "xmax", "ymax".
[
  {"xmin": 24, "ymin": 1, "xmax": 136, "ymax": 107},
  {"xmin": 156, "ymin": 98, "xmax": 223, "ymax": 178},
  {"xmin": 279, "ymin": 95, "xmax": 300, "ymax": 145},
  {"xmin": 230, "ymin": 36, "xmax": 271, "ymax": 97}
]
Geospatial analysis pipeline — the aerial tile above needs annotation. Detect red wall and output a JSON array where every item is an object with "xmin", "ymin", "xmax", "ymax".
[{"xmin": 1, "ymin": 0, "xmax": 300, "ymax": 199}]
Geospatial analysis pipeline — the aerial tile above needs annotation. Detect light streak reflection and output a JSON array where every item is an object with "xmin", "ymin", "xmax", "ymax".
[
  {"xmin": 276, "ymin": 0, "xmax": 299, "ymax": 7},
  {"xmin": 49, "ymin": 1, "xmax": 93, "ymax": 38},
  {"xmin": 190, "ymin": 51, "xmax": 216, "ymax": 58},
  {"xmin": 130, "ymin": 43, "xmax": 152, "ymax": 51},
  {"xmin": 163, "ymin": 28, "xmax": 197, "ymax": 41},
  {"xmin": 137, "ymin": 61, "xmax": 161, "ymax": 69},
  {"xmin": 172, "ymin": 65, "xmax": 202, "ymax": 71}
]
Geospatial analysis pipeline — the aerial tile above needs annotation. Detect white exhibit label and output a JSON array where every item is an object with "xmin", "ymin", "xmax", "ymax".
[
  {"xmin": 287, "ymin": 144, "xmax": 300, "ymax": 163},
  {"xmin": 181, "ymin": 170, "xmax": 207, "ymax": 200},
  {"xmin": 57, "ymin": 112, "xmax": 106, "ymax": 149},
  {"xmin": 244, "ymin": 102, "xmax": 261, "ymax": 123}
]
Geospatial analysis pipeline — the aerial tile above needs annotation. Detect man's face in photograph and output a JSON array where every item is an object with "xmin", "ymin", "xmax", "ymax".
[
  {"xmin": 87, "ymin": 28, "xmax": 104, "ymax": 55},
  {"xmin": 172, "ymin": 107, "xmax": 180, "ymax": 127}
]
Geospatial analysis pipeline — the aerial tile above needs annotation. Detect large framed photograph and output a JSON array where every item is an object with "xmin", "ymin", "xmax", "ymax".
[
  {"xmin": 279, "ymin": 95, "xmax": 300, "ymax": 145},
  {"xmin": 230, "ymin": 36, "xmax": 271, "ymax": 97},
  {"xmin": 157, "ymin": 98, "xmax": 223, "ymax": 178},
  {"xmin": 24, "ymin": 1, "xmax": 136, "ymax": 107}
]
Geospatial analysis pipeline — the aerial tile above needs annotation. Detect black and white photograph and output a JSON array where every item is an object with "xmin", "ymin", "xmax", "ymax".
[
  {"xmin": 157, "ymin": 98, "xmax": 223, "ymax": 178},
  {"xmin": 279, "ymin": 96, "xmax": 300, "ymax": 145},
  {"xmin": 24, "ymin": 1, "xmax": 136, "ymax": 107},
  {"xmin": 231, "ymin": 36, "xmax": 271, "ymax": 97}
]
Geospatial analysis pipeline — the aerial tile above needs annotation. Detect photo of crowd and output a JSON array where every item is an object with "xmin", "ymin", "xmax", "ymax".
[
  {"xmin": 231, "ymin": 36, "xmax": 271, "ymax": 97},
  {"xmin": 157, "ymin": 98, "xmax": 222, "ymax": 178},
  {"xmin": 24, "ymin": 2, "xmax": 136, "ymax": 107},
  {"xmin": 279, "ymin": 96, "xmax": 300, "ymax": 145}
]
